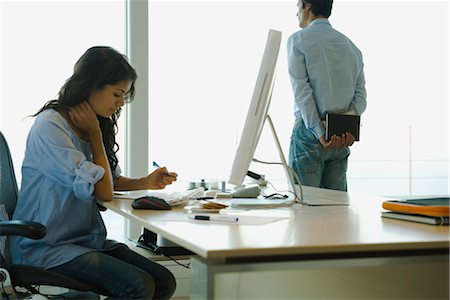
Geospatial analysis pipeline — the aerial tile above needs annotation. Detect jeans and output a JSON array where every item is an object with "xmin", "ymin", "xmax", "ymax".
[
  {"xmin": 289, "ymin": 118, "xmax": 350, "ymax": 191},
  {"xmin": 50, "ymin": 244, "xmax": 176, "ymax": 299}
]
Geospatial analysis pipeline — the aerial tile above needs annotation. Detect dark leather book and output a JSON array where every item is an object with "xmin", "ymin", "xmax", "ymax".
[{"xmin": 325, "ymin": 113, "xmax": 361, "ymax": 141}]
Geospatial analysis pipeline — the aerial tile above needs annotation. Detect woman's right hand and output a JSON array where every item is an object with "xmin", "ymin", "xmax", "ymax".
[
  {"xmin": 140, "ymin": 167, "xmax": 178, "ymax": 190},
  {"xmin": 68, "ymin": 102, "xmax": 100, "ymax": 138}
]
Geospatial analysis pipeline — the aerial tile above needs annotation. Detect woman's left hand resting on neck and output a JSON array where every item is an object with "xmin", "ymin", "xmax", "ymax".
[
  {"xmin": 68, "ymin": 102, "xmax": 114, "ymax": 201},
  {"xmin": 68, "ymin": 102, "xmax": 101, "ymax": 138}
]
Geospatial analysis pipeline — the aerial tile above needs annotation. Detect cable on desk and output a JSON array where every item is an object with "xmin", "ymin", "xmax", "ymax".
[{"xmin": 252, "ymin": 157, "xmax": 304, "ymax": 204}]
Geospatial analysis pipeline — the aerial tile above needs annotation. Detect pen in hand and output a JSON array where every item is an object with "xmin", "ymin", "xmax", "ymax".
[{"xmin": 152, "ymin": 161, "xmax": 170, "ymax": 176}]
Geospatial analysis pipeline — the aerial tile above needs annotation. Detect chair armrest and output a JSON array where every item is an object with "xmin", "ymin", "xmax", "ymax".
[{"xmin": 0, "ymin": 220, "xmax": 46, "ymax": 239}]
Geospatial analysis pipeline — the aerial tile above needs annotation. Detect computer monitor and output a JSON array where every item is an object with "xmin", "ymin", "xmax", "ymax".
[{"xmin": 228, "ymin": 29, "xmax": 301, "ymax": 202}]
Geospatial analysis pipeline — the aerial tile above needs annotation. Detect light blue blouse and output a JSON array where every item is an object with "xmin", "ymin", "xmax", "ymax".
[
  {"xmin": 11, "ymin": 109, "xmax": 119, "ymax": 269},
  {"xmin": 287, "ymin": 19, "xmax": 367, "ymax": 139}
]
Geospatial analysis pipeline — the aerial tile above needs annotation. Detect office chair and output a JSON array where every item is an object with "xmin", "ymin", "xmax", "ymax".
[{"xmin": 0, "ymin": 131, "xmax": 110, "ymax": 299}]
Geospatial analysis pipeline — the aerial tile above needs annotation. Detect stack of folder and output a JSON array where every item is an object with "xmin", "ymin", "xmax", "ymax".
[{"xmin": 381, "ymin": 197, "xmax": 450, "ymax": 225}]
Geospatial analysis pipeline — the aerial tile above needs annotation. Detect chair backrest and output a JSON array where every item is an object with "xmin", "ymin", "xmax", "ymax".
[
  {"xmin": 0, "ymin": 131, "xmax": 19, "ymax": 220},
  {"xmin": 0, "ymin": 131, "xmax": 19, "ymax": 266}
]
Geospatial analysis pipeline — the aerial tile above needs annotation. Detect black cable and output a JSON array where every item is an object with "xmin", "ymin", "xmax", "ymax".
[
  {"xmin": 263, "ymin": 193, "xmax": 288, "ymax": 199},
  {"xmin": 137, "ymin": 234, "xmax": 191, "ymax": 269},
  {"xmin": 160, "ymin": 253, "xmax": 191, "ymax": 269}
]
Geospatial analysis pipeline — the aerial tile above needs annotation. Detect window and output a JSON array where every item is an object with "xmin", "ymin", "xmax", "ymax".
[
  {"xmin": 1, "ymin": 0, "xmax": 127, "ymax": 182},
  {"xmin": 1, "ymin": 0, "xmax": 127, "ymax": 240},
  {"xmin": 148, "ymin": 1, "xmax": 448, "ymax": 196},
  {"xmin": 148, "ymin": 1, "xmax": 297, "ymax": 183},
  {"xmin": 2, "ymin": 0, "xmax": 448, "ymax": 204}
]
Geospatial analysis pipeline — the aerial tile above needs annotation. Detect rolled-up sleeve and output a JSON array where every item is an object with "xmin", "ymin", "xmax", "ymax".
[{"xmin": 73, "ymin": 161, "xmax": 105, "ymax": 201}]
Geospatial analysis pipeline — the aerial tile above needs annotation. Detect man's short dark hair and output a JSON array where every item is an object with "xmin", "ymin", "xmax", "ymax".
[{"xmin": 302, "ymin": 0, "xmax": 333, "ymax": 18}]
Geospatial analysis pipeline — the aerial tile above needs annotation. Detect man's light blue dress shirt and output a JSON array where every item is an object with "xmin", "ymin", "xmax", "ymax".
[
  {"xmin": 287, "ymin": 19, "xmax": 367, "ymax": 139},
  {"xmin": 11, "ymin": 109, "xmax": 119, "ymax": 269}
]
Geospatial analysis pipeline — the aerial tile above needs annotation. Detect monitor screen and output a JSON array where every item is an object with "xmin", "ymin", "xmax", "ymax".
[{"xmin": 228, "ymin": 29, "xmax": 282, "ymax": 186}]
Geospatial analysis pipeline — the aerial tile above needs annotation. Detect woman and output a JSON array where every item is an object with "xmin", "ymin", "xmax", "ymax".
[{"xmin": 11, "ymin": 46, "xmax": 177, "ymax": 299}]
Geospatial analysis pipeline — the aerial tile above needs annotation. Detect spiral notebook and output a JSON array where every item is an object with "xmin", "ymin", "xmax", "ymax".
[{"xmin": 381, "ymin": 211, "xmax": 449, "ymax": 225}]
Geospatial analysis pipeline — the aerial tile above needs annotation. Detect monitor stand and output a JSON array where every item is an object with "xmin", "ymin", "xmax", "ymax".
[
  {"xmin": 259, "ymin": 114, "xmax": 303, "ymax": 203},
  {"xmin": 263, "ymin": 115, "xmax": 349, "ymax": 206}
]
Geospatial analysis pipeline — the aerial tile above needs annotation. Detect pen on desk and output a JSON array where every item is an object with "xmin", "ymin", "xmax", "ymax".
[
  {"xmin": 194, "ymin": 196, "xmax": 215, "ymax": 200},
  {"xmin": 188, "ymin": 215, "xmax": 239, "ymax": 223}
]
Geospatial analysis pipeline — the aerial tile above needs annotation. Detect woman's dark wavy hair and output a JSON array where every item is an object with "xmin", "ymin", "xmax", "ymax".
[{"xmin": 35, "ymin": 46, "xmax": 138, "ymax": 182}]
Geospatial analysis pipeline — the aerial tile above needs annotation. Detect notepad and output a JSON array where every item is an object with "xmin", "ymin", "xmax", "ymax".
[{"xmin": 325, "ymin": 113, "xmax": 361, "ymax": 141}]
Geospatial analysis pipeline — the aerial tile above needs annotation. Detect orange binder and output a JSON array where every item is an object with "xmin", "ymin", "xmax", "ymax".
[{"xmin": 382, "ymin": 197, "xmax": 450, "ymax": 217}]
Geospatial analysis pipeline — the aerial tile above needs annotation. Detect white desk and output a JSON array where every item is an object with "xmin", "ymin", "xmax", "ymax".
[{"xmin": 100, "ymin": 186, "xmax": 449, "ymax": 299}]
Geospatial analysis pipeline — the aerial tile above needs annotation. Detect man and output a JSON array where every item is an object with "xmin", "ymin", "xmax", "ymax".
[{"xmin": 287, "ymin": 0, "xmax": 367, "ymax": 191}]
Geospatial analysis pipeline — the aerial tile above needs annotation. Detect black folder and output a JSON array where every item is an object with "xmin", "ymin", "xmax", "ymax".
[{"xmin": 325, "ymin": 113, "xmax": 360, "ymax": 141}]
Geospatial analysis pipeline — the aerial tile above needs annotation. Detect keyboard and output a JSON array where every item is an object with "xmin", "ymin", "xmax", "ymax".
[
  {"xmin": 114, "ymin": 187, "xmax": 205, "ymax": 207},
  {"xmin": 158, "ymin": 187, "xmax": 205, "ymax": 206}
]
